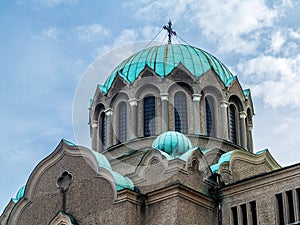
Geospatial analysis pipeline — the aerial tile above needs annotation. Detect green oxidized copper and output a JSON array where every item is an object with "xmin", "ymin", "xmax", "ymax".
[
  {"xmin": 12, "ymin": 185, "xmax": 25, "ymax": 203},
  {"xmin": 210, "ymin": 151, "xmax": 234, "ymax": 174},
  {"xmin": 152, "ymin": 131, "xmax": 193, "ymax": 157},
  {"xmin": 100, "ymin": 44, "xmax": 236, "ymax": 94},
  {"xmin": 91, "ymin": 149, "xmax": 134, "ymax": 191}
]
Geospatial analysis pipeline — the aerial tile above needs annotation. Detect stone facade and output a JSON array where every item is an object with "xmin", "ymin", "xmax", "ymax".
[{"xmin": 1, "ymin": 43, "xmax": 300, "ymax": 225}]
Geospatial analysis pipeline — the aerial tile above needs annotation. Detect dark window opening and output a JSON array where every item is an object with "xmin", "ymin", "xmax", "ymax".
[
  {"xmin": 241, "ymin": 203, "xmax": 248, "ymax": 225},
  {"xmin": 144, "ymin": 96, "xmax": 156, "ymax": 137},
  {"xmin": 229, "ymin": 104, "xmax": 237, "ymax": 144},
  {"xmin": 276, "ymin": 193, "xmax": 285, "ymax": 225},
  {"xmin": 286, "ymin": 190, "xmax": 295, "ymax": 223},
  {"xmin": 231, "ymin": 206, "xmax": 238, "ymax": 225},
  {"xmin": 297, "ymin": 188, "xmax": 300, "ymax": 219},
  {"xmin": 205, "ymin": 96, "xmax": 216, "ymax": 137},
  {"xmin": 118, "ymin": 102, "xmax": 127, "ymax": 143},
  {"xmin": 174, "ymin": 92, "xmax": 188, "ymax": 134},
  {"xmin": 250, "ymin": 201, "xmax": 258, "ymax": 225},
  {"xmin": 100, "ymin": 112, "xmax": 106, "ymax": 146}
]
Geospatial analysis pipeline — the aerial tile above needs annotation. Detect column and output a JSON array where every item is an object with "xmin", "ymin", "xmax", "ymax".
[
  {"xmin": 239, "ymin": 111, "xmax": 247, "ymax": 149},
  {"xmin": 129, "ymin": 98, "xmax": 138, "ymax": 140},
  {"xmin": 105, "ymin": 108, "xmax": 113, "ymax": 148},
  {"xmin": 192, "ymin": 94, "xmax": 201, "ymax": 135},
  {"xmin": 220, "ymin": 100, "xmax": 229, "ymax": 140},
  {"xmin": 160, "ymin": 93, "xmax": 169, "ymax": 132},
  {"xmin": 91, "ymin": 121, "xmax": 97, "ymax": 150}
]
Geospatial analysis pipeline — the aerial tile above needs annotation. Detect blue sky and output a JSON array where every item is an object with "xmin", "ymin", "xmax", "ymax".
[{"xmin": 1, "ymin": 0, "xmax": 300, "ymax": 213}]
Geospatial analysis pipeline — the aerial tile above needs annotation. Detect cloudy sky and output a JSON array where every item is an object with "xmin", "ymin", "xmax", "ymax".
[{"xmin": 1, "ymin": 0, "xmax": 300, "ymax": 213}]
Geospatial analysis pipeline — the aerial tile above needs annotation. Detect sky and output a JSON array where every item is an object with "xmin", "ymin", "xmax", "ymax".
[{"xmin": 1, "ymin": 0, "xmax": 300, "ymax": 213}]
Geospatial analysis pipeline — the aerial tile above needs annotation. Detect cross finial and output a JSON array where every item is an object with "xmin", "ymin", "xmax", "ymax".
[{"xmin": 163, "ymin": 20, "xmax": 176, "ymax": 44}]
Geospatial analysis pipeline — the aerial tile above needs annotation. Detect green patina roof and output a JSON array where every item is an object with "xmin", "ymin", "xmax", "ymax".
[
  {"xmin": 62, "ymin": 140, "xmax": 134, "ymax": 192},
  {"xmin": 100, "ymin": 44, "xmax": 235, "ymax": 94},
  {"xmin": 210, "ymin": 151, "xmax": 234, "ymax": 174},
  {"xmin": 91, "ymin": 149, "xmax": 134, "ymax": 191},
  {"xmin": 91, "ymin": 149, "xmax": 112, "ymax": 171},
  {"xmin": 243, "ymin": 89, "xmax": 250, "ymax": 100},
  {"xmin": 12, "ymin": 185, "xmax": 25, "ymax": 203},
  {"xmin": 152, "ymin": 131, "xmax": 193, "ymax": 157}
]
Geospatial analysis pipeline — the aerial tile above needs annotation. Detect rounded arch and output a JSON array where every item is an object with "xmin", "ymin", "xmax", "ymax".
[
  {"xmin": 135, "ymin": 83, "xmax": 161, "ymax": 100},
  {"xmin": 93, "ymin": 103, "xmax": 105, "ymax": 120},
  {"xmin": 229, "ymin": 95, "xmax": 244, "ymax": 112},
  {"xmin": 109, "ymin": 91, "xmax": 129, "ymax": 108},
  {"xmin": 167, "ymin": 81, "xmax": 194, "ymax": 97},
  {"xmin": 201, "ymin": 85, "xmax": 223, "ymax": 102}
]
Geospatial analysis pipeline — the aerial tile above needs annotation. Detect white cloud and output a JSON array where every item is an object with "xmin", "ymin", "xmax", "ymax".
[
  {"xmin": 41, "ymin": 27, "xmax": 62, "ymax": 40},
  {"xmin": 74, "ymin": 24, "xmax": 111, "ymax": 42},
  {"xmin": 113, "ymin": 29, "xmax": 139, "ymax": 46},
  {"xmin": 269, "ymin": 31, "xmax": 286, "ymax": 54},
  {"xmin": 238, "ymin": 55, "xmax": 300, "ymax": 107},
  {"xmin": 289, "ymin": 28, "xmax": 300, "ymax": 40},
  {"xmin": 125, "ymin": 0, "xmax": 294, "ymax": 54}
]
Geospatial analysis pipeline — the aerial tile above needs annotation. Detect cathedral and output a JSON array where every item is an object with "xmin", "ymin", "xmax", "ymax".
[{"xmin": 1, "ymin": 25, "xmax": 300, "ymax": 225}]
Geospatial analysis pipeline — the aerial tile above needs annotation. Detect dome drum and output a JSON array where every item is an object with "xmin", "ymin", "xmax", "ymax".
[{"xmin": 89, "ymin": 44, "xmax": 254, "ymax": 154}]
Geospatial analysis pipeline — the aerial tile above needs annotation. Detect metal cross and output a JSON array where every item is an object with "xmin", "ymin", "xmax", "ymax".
[{"xmin": 163, "ymin": 20, "xmax": 176, "ymax": 44}]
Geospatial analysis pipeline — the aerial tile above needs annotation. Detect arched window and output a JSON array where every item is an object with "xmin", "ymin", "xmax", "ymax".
[
  {"xmin": 174, "ymin": 92, "xmax": 188, "ymax": 133},
  {"xmin": 144, "ymin": 96, "xmax": 156, "ymax": 137},
  {"xmin": 49, "ymin": 211, "xmax": 77, "ymax": 225},
  {"xmin": 205, "ymin": 96, "xmax": 216, "ymax": 137},
  {"xmin": 229, "ymin": 104, "xmax": 237, "ymax": 144},
  {"xmin": 118, "ymin": 101, "xmax": 127, "ymax": 143},
  {"xmin": 99, "ymin": 112, "xmax": 106, "ymax": 147}
]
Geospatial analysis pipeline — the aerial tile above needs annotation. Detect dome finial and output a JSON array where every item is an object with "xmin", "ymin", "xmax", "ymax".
[{"xmin": 163, "ymin": 20, "xmax": 176, "ymax": 44}]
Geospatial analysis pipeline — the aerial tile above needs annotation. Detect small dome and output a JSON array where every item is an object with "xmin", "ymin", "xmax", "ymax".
[
  {"xmin": 101, "ymin": 44, "xmax": 235, "ymax": 94},
  {"xmin": 152, "ymin": 131, "xmax": 193, "ymax": 156}
]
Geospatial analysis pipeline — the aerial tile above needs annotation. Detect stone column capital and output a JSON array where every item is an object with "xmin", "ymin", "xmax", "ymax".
[
  {"xmin": 239, "ymin": 111, "xmax": 247, "ymax": 119},
  {"xmin": 105, "ymin": 108, "xmax": 113, "ymax": 116},
  {"xmin": 160, "ymin": 93, "xmax": 169, "ymax": 101},
  {"xmin": 91, "ymin": 121, "xmax": 98, "ymax": 128},
  {"xmin": 220, "ymin": 100, "xmax": 229, "ymax": 108},
  {"xmin": 192, "ymin": 94, "xmax": 202, "ymax": 102},
  {"xmin": 128, "ymin": 98, "xmax": 138, "ymax": 106}
]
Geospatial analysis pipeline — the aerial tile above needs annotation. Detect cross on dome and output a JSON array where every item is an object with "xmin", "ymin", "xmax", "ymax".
[{"xmin": 163, "ymin": 20, "xmax": 177, "ymax": 44}]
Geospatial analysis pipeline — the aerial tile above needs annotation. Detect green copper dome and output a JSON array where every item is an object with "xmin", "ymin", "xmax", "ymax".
[
  {"xmin": 152, "ymin": 131, "xmax": 193, "ymax": 157},
  {"xmin": 100, "ymin": 44, "xmax": 235, "ymax": 94}
]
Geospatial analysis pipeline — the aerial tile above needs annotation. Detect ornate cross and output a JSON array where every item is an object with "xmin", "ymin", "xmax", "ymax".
[
  {"xmin": 163, "ymin": 20, "xmax": 176, "ymax": 44},
  {"xmin": 56, "ymin": 171, "xmax": 73, "ymax": 212}
]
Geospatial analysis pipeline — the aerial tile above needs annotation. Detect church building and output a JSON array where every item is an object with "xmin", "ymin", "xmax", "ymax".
[{"xmin": 1, "ymin": 24, "xmax": 300, "ymax": 225}]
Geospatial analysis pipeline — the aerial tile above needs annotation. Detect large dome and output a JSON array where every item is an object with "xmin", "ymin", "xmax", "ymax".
[{"xmin": 101, "ymin": 44, "xmax": 236, "ymax": 94}]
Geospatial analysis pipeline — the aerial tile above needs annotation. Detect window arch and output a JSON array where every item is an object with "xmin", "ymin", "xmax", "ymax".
[
  {"xmin": 229, "ymin": 104, "xmax": 237, "ymax": 144},
  {"xmin": 174, "ymin": 92, "xmax": 188, "ymax": 133},
  {"xmin": 118, "ymin": 101, "xmax": 127, "ymax": 143},
  {"xmin": 205, "ymin": 96, "xmax": 216, "ymax": 137},
  {"xmin": 49, "ymin": 211, "xmax": 76, "ymax": 225},
  {"xmin": 143, "ymin": 96, "xmax": 156, "ymax": 137},
  {"xmin": 99, "ymin": 112, "xmax": 106, "ymax": 147}
]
